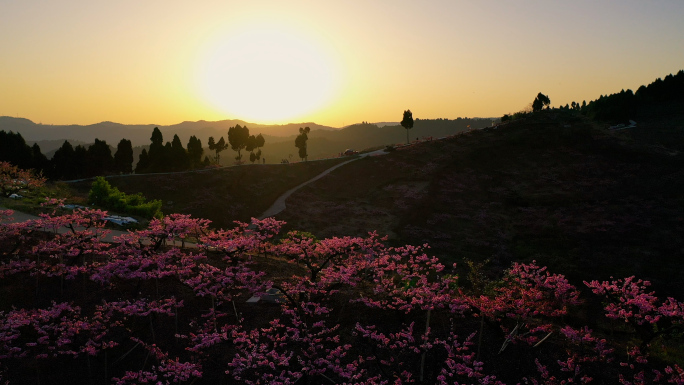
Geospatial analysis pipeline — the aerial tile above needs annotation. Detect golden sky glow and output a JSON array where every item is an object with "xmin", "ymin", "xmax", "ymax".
[
  {"xmin": 194, "ymin": 20, "xmax": 341, "ymax": 124},
  {"xmin": 1, "ymin": 1, "xmax": 684, "ymax": 126}
]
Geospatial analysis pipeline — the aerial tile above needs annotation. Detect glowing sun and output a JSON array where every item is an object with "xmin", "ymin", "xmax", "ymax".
[{"xmin": 196, "ymin": 25, "xmax": 339, "ymax": 123}]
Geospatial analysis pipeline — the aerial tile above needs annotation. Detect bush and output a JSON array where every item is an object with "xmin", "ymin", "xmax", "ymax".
[
  {"xmin": 88, "ymin": 176, "xmax": 162, "ymax": 219},
  {"xmin": 0, "ymin": 161, "xmax": 46, "ymax": 198}
]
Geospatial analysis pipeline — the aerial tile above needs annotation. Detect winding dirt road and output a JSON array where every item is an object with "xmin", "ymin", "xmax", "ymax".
[{"xmin": 258, "ymin": 149, "xmax": 388, "ymax": 219}]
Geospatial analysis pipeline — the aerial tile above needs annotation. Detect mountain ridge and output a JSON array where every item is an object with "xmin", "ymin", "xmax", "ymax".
[
  {"xmin": 0, "ymin": 116, "xmax": 339, "ymax": 147},
  {"xmin": 1, "ymin": 116, "xmax": 496, "ymax": 164}
]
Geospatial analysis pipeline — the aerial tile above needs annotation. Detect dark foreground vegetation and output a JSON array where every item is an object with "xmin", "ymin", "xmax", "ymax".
[{"xmin": 1, "ymin": 191, "xmax": 684, "ymax": 384}]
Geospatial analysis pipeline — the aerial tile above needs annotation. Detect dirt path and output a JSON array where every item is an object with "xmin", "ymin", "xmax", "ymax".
[{"xmin": 258, "ymin": 149, "xmax": 388, "ymax": 219}]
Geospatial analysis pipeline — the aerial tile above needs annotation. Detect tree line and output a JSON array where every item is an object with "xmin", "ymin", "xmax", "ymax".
[
  {"xmin": 0, "ymin": 125, "xmax": 267, "ymax": 180},
  {"xmin": 502, "ymin": 69, "xmax": 684, "ymax": 123},
  {"xmin": 582, "ymin": 69, "xmax": 684, "ymax": 122},
  {"xmin": 209, "ymin": 124, "xmax": 266, "ymax": 164}
]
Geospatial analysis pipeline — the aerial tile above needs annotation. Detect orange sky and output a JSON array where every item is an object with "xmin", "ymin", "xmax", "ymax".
[{"xmin": 2, "ymin": 1, "xmax": 683, "ymax": 127}]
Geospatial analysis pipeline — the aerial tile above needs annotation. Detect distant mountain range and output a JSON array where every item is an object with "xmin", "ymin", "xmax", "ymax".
[
  {"xmin": 0, "ymin": 116, "xmax": 496, "ymax": 164},
  {"xmin": 0, "ymin": 117, "xmax": 338, "ymax": 147}
]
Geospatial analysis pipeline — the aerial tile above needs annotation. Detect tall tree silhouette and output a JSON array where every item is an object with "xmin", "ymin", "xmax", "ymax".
[
  {"xmin": 245, "ymin": 133, "xmax": 266, "ymax": 164},
  {"xmin": 73, "ymin": 145, "xmax": 87, "ymax": 178},
  {"xmin": 208, "ymin": 136, "xmax": 228, "ymax": 164},
  {"xmin": 532, "ymin": 93, "xmax": 551, "ymax": 112},
  {"xmin": 187, "ymin": 135, "xmax": 204, "ymax": 169},
  {"xmin": 113, "ymin": 139, "xmax": 133, "ymax": 174},
  {"xmin": 30, "ymin": 143, "xmax": 49, "ymax": 173},
  {"xmin": 86, "ymin": 139, "xmax": 114, "ymax": 176},
  {"xmin": 136, "ymin": 149, "xmax": 150, "ymax": 173},
  {"xmin": 228, "ymin": 124, "xmax": 250, "ymax": 161},
  {"xmin": 51, "ymin": 141, "xmax": 76, "ymax": 180},
  {"xmin": 0, "ymin": 130, "xmax": 37, "ymax": 171},
  {"xmin": 256, "ymin": 133, "xmax": 265, "ymax": 151},
  {"xmin": 401, "ymin": 109, "xmax": 414, "ymax": 144},
  {"xmin": 147, "ymin": 127, "xmax": 165, "ymax": 172},
  {"xmin": 295, "ymin": 127, "xmax": 310, "ymax": 161},
  {"xmin": 170, "ymin": 134, "xmax": 190, "ymax": 171}
]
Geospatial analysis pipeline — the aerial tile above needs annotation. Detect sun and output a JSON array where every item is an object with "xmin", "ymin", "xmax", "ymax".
[{"xmin": 195, "ymin": 24, "xmax": 340, "ymax": 124}]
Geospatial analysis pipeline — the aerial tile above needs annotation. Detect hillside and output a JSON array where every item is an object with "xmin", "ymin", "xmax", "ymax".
[
  {"xmin": 67, "ymin": 158, "xmax": 350, "ymax": 229},
  {"xmin": 219, "ymin": 118, "xmax": 495, "ymax": 164},
  {"xmin": 276, "ymin": 110, "xmax": 684, "ymax": 298}
]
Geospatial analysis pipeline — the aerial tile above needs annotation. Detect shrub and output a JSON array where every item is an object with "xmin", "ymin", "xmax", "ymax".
[
  {"xmin": 88, "ymin": 176, "xmax": 162, "ymax": 219},
  {"xmin": 0, "ymin": 161, "xmax": 46, "ymax": 198}
]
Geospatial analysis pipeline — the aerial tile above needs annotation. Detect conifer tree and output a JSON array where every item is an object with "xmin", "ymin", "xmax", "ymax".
[{"xmin": 113, "ymin": 139, "xmax": 134, "ymax": 174}]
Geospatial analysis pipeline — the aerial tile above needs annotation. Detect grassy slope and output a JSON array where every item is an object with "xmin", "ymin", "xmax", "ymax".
[
  {"xmin": 67, "ymin": 159, "xmax": 348, "ymax": 229},
  {"xmin": 278, "ymin": 110, "xmax": 684, "ymax": 297}
]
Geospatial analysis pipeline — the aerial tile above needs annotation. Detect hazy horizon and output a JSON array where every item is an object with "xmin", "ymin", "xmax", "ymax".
[
  {"xmin": 2, "ymin": 0, "xmax": 683, "ymax": 127},
  {"xmin": 1, "ymin": 114, "xmax": 503, "ymax": 129}
]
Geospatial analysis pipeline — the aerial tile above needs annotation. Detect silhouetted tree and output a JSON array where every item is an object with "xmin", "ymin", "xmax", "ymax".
[
  {"xmin": 245, "ymin": 135, "xmax": 256, "ymax": 154},
  {"xmin": 208, "ymin": 136, "xmax": 228, "ymax": 164},
  {"xmin": 86, "ymin": 139, "xmax": 114, "ymax": 176},
  {"xmin": 295, "ymin": 127, "xmax": 310, "ymax": 161},
  {"xmin": 256, "ymin": 133, "xmax": 265, "ymax": 162},
  {"xmin": 0, "ymin": 131, "xmax": 34, "ymax": 170},
  {"xmin": 136, "ymin": 149, "xmax": 150, "ymax": 173},
  {"xmin": 50, "ymin": 141, "xmax": 87, "ymax": 180},
  {"xmin": 532, "ymin": 93, "xmax": 551, "ymax": 112},
  {"xmin": 163, "ymin": 141, "xmax": 173, "ymax": 170},
  {"xmin": 30, "ymin": 143, "xmax": 49, "ymax": 173},
  {"xmin": 228, "ymin": 124, "xmax": 250, "ymax": 161},
  {"xmin": 51, "ymin": 141, "xmax": 76, "ymax": 180},
  {"xmin": 216, "ymin": 137, "xmax": 228, "ymax": 164},
  {"xmin": 147, "ymin": 127, "xmax": 165, "ymax": 172},
  {"xmin": 170, "ymin": 134, "xmax": 190, "ymax": 171},
  {"xmin": 150, "ymin": 126, "xmax": 163, "ymax": 146},
  {"xmin": 73, "ymin": 145, "xmax": 87, "ymax": 178},
  {"xmin": 187, "ymin": 135, "xmax": 204, "ymax": 169},
  {"xmin": 113, "ymin": 139, "xmax": 134, "ymax": 174},
  {"xmin": 401, "ymin": 110, "xmax": 414, "ymax": 144},
  {"xmin": 245, "ymin": 133, "xmax": 265, "ymax": 164},
  {"xmin": 246, "ymin": 135, "xmax": 257, "ymax": 163},
  {"xmin": 208, "ymin": 137, "xmax": 216, "ymax": 162}
]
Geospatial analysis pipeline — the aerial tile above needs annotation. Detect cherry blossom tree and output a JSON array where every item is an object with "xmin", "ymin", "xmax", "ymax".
[
  {"xmin": 0, "ymin": 161, "xmax": 46, "ymax": 197},
  {"xmin": 2, "ymin": 207, "xmax": 684, "ymax": 384}
]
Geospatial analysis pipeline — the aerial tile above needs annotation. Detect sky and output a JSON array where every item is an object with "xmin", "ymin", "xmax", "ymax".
[{"xmin": 2, "ymin": 0, "xmax": 683, "ymax": 127}]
